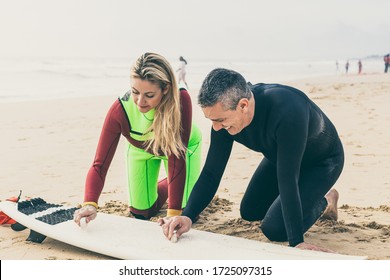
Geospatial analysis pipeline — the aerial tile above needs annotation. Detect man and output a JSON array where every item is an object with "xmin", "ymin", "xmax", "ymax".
[{"xmin": 159, "ymin": 68, "xmax": 344, "ymax": 252}]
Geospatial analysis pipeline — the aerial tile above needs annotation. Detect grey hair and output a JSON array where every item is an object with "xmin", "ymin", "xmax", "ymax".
[{"xmin": 198, "ymin": 68, "xmax": 252, "ymax": 110}]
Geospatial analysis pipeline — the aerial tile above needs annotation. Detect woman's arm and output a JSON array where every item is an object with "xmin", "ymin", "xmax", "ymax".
[{"xmin": 84, "ymin": 100, "xmax": 125, "ymax": 205}]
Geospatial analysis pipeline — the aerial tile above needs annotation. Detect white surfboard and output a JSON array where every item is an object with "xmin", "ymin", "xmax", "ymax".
[{"xmin": 0, "ymin": 199, "xmax": 366, "ymax": 260}]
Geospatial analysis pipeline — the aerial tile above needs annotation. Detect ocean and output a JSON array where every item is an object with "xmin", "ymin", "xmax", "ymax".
[{"xmin": 0, "ymin": 56, "xmax": 385, "ymax": 103}]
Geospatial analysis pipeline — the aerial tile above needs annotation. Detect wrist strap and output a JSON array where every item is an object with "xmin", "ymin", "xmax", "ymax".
[
  {"xmin": 167, "ymin": 209, "xmax": 182, "ymax": 217},
  {"xmin": 82, "ymin": 201, "xmax": 98, "ymax": 209}
]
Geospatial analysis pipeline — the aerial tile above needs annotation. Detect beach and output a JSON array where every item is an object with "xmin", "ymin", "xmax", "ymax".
[{"xmin": 0, "ymin": 72, "xmax": 389, "ymax": 260}]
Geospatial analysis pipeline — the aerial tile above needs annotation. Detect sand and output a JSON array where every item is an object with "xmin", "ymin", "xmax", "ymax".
[{"xmin": 0, "ymin": 72, "xmax": 389, "ymax": 260}]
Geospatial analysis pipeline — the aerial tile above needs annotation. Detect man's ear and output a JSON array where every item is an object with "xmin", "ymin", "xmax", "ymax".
[{"xmin": 238, "ymin": 98, "xmax": 249, "ymax": 111}]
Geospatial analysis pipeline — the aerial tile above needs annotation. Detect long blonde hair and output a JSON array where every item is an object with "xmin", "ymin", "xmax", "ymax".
[{"xmin": 131, "ymin": 53, "xmax": 186, "ymax": 158}]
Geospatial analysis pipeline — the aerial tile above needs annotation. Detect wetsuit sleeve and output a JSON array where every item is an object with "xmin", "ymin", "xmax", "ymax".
[
  {"xmin": 274, "ymin": 99, "xmax": 309, "ymax": 247},
  {"xmin": 84, "ymin": 100, "xmax": 125, "ymax": 204},
  {"xmin": 166, "ymin": 89, "xmax": 192, "ymax": 211},
  {"xmin": 182, "ymin": 128, "xmax": 234, "ymax": 222}
]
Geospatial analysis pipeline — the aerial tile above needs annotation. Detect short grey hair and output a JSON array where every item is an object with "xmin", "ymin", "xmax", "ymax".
[{"xmin": 198, "ymin": 68, "xmax": 252, "ymax": 110}]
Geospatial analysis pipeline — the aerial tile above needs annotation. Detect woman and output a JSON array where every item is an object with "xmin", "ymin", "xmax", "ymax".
[
  {"xmin": 74, "ymin": 53, "xmax": 202, "ymax": 225},
  {"xmin": 176, "ymin": 56, "xmax": 188, "ymax": 89}
]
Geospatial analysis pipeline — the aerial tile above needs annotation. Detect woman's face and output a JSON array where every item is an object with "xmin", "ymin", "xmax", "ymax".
[{"xmin": 131, "ymin": 78, "xmax": 168, "ymax": 113}]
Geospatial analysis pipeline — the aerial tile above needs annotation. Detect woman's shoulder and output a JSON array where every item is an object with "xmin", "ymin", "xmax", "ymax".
[
  {"xmin": 106, "ymin": 98, "xmax": 127, "ymax": 121},
  {"xmin": 179, "ymin": 87, "xmax": 192, "ymax": 105},
  {"xmin": 179, "ymin": 87, "xmax": 189, "ymax": 95},
  {"xmin": 179, "ymin": 87, "xmax": 190, "ymax": 97},
  {"xmin": 108, "ymin": 98, "xmax": 123, "ymax": 111}
]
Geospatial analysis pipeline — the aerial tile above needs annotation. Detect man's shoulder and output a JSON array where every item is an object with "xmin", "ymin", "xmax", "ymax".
[
  {"xmin": 251, "ymin": 82, "xmax": 287, "ymax": 92},
  {"xmin": 251, "ymin": 83, "xmax": 286, "ymax": 98},
  {"xmin": 253, "ymin": 83, "xmax": 302, "ymax": 95},
  {"xmin": 253, "ymin": 83, "xmax": 310, "ymax": 112}
]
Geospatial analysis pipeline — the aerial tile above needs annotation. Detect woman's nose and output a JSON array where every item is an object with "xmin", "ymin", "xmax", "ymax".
[{"xmin": 137, "ymin": 95, "xmax": 146, "ymax": 105}]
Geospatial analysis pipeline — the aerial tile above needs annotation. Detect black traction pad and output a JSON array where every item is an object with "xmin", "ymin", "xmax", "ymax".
[
  {"xmin": 14, "ymin": 197, "xmax": 80, "ymax": 243},
  {"xmin": 36, "ymin": 208, "xmax": 78, "ymax": 225},
  {"xmin": 17, "ymin": 198, "xmax": 62, "ymax": 215}
]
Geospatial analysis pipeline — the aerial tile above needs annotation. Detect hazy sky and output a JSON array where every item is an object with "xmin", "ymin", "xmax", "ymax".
[{"xmin": 1, "ymin": 0, "xmax": 389, "ymax": 60}]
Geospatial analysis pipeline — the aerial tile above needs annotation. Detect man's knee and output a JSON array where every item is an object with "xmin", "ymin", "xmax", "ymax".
[
  {"xmin": 240, "ymin": 207, "xmax": 265, "ymax": 222},
  {"xmin": 260, "ymin": 220, "xmax": 287, "ymax": 242}
]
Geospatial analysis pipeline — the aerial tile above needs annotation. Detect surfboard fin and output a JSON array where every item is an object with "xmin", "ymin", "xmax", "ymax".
[
  {"xmin": 26, "ymin": 230, "xmax": 47, "ymax": 243},
  {"xmin": 11, "ymin": 222, "xmax": 27, "ymax": 231}
]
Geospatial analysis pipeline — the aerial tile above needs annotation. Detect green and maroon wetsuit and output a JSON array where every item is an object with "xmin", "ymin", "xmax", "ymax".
[{"xmin": 84, "ymin": 88, "xmax": 202, "ymax": 219}]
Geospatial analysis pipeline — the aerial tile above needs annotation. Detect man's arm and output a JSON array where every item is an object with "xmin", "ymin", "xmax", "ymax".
[
  {"xmin": 159, "ymin": 128, "xmax": 233, "ymax": 240},
  {"xmin": 182, "ymin": 128, "xmax": 234, "ymax": 222},
  {"xmin": 274, "ymin": 100, "xmax": 309, "ymax": 247}
]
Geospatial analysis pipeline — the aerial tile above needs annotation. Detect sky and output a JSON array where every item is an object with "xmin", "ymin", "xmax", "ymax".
[{"xmin": 1, "ymin": 0, "xmax": 389, "ymax": 61}]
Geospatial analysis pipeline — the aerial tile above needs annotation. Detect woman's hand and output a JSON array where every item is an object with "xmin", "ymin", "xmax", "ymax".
[
  {"xmin": 158, "ymin": 216, "xmax": 192, "ymax": 241},
  {"xmin": 73, "ymin": 205, "xmax": 97, "ymax": 226}
]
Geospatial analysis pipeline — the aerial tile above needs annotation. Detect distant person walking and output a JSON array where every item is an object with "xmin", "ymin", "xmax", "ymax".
[
  {"xmin": 177, "ymin": 56, "xmax": 189, "ymax": 89},
  {"xmin": 345, "ymin": 60, "xmax": 349, "ymax": 74},
  {"xmin": 384, "ymin": 54, "xmax": 389, "ymax": 73},
  {"xmin": 358, "ymin": 60, "xmax": 362, "ymax": 74}
]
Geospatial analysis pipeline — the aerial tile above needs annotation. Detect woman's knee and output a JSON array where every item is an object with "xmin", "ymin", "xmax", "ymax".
[
  {"xmin": 129, "ymin": 204, "xmax": 158, "ymax": 220},
  {"xmin": 130, "ymin": 211, "xmax": 149, "ymax": 220}
]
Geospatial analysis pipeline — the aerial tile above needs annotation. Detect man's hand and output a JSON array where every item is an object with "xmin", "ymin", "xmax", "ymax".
[
  {"xmin": 158, "ymin": 216, "xmax": 192, "ymax": 241},
  {"xmin": 295, "ymin": 242, "xmax": 336, "ymax": 253},
  {"xmin": 73, "ymin": 205, "xmax": 97, "ymax": 226}
]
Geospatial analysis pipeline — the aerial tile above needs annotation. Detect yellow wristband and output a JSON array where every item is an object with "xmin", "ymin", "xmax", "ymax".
[
  {"xmin": 167, "ymin": 209, "xmax": 182, "ymax": 217},
  {"xmin": 82, "ymin": 201, "xmax": 98, "ymax": 209}
]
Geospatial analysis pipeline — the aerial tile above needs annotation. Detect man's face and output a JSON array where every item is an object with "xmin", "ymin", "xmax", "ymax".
[{"xmin": 202, "ymin": 102, "xmax": 247, "ymax": 135}]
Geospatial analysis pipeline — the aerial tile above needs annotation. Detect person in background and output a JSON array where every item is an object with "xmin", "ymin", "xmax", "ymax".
[
  {"xmin": 74, "ymin": 53, "xmax": 202, "ymax": 225},
  {"xmin": 345, "ymin": 60, "xmax": 350, "ymax": 74},
  {"xmin": 177, "ymin": 56, "xmax": 189, "ymax": 89},
  {"xmin": 358, "ymin": 60, "xmax": 362, "ymax": 74},
  {"xmin": 159, "ymin": 68, "xmax": 344, "ymax": 253},
  {"xmin": 384, "ymin": 54, "xmax": 389, "ymax": 73}
]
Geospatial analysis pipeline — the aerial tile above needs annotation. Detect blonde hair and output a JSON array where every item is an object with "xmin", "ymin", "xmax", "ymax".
[{"xmin": 131, "ymin": 52, "xmax": 186, "ymax": 158}]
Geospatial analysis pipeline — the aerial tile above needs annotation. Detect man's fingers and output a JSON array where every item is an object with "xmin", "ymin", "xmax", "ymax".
[
  {"xmin": 176, "ymin": 219, "xmax": 192, "ymax": 237},
  {"xmin": 168, "ymin": 219, "xmax": 181, "ymax": 239},
  {"xmin": 160, "ymin": 216, "xmax": 191, "ymax": 241},
  {"xmin": 175, "ymin": 224, "xmax": 189, "ymax": 237}
]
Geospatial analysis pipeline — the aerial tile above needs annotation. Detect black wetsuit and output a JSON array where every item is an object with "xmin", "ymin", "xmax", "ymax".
[{"xmin": 182, "ymin": 83, "xmax": 344, "ymax": 247}]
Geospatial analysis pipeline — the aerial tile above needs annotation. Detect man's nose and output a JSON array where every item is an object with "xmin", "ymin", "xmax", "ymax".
[{"xmin": 212, "ymin": 122, "xmax": 223, "ymax": 131}]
